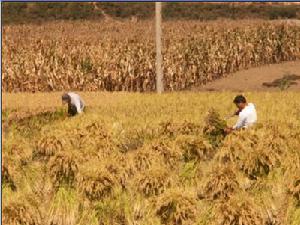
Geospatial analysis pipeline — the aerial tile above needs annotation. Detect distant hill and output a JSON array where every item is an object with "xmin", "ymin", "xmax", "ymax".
[{"xmin": 2, "ymin": 2, "xmax": 300, "ymax": 25}]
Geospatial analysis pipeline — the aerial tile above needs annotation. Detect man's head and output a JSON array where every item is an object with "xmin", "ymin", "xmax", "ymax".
[
  {"xmin": 233, "ymin": 95, "xmax": 247, "ymax": 110},
  {"xmin": 62, "ymin": 93, "xmax": 71, "ymax": 105}
]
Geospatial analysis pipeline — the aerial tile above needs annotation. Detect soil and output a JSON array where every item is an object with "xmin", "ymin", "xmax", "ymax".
[{"xmin": 196, "ymin": 60, "xmax": 300, "ymax": 92}]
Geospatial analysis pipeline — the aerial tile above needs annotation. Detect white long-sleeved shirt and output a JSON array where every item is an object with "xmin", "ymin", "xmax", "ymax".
[
  {"xmin": 67, "ymin": 92, "xmax": 84, "ymax": 113},
  {"xmin": 233, "ymin": 103, "xmax": 257, "ymax": 129}
]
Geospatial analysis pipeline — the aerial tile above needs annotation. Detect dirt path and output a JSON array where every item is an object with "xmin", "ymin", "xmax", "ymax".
[{"xmin": 197, "ymin": 60, "xmax": 300, "ymax": 92}]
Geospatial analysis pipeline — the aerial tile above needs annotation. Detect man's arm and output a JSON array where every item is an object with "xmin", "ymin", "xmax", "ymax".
[
  {"xmin": 224, "ymin": 115, "xmax": 246, "ymax": 134},
  {"xmin": 235, "ymin": 109, "xmax": 242, "ymax": 116},
  {"xmin": 233, "ymin": 113, "xmax": 247, "ymax": 130},
  {"xmin": 224, "ymin": 127, "xmax": 233, "ymax": 134},
  {"xmin": 79, "ymin": 99, "xmax": 85, "ymax": 112},
  {"xmin": 75, "ymin": 101, "xmax": 82, "ymax": 113}
]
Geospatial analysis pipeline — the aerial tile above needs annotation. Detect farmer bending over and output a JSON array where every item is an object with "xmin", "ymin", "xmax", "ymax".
[
  {"xmin": 62, "ymin": 92, "xmax": 85, "ymax": 116},
  {"xmin": 225, "ymin": 95, "xmax": 257, "ymax": 134}
]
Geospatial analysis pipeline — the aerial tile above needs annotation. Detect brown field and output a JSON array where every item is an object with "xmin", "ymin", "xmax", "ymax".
[{"xmin": 198, "ymin": 60, "xmax": 300, "ymax": 91}]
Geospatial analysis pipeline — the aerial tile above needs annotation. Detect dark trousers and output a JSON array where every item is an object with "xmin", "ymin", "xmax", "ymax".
[{"xmin": 68, "ymin": 104, "xmax": 78, "ymax": 116}]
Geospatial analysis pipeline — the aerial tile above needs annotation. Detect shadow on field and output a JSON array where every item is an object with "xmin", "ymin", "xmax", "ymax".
[
  {"xmin": 262, "ymin": 74, "xmax": 300, "ymax": 90},
  {"xmin": 2, "ymin": 109, "xmax": 67, "ymax": 138}
]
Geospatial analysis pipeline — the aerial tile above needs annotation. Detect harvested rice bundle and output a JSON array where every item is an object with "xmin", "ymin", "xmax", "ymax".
[
  {"xmin": 203, "ymin": 109, "xmax": 227, "ymax": 147},
  {"xmin": 2, "ymin": 165, "xmax": 16, "ymax": 191},
  {"xmin": 128, "ymin": 148, "xmax": 164, "ymax": 174},
  {"xmin": 85, "ymin": 121, "xmax": 110, "ymax": 139},
  {"xmin": 113, "ymin": 128, "xmax": 145, "ymax": 153},
  {"xmin": 2, "ymin": 201, "xmax": 41, "ymax": 225},
  {"xmin": 3, "ymin": 138, "xmax": 32, "ymax": 167},
  {"xmin": 198, "ymin": 165, "xmax": 241, "ymax": 201},
  {"xmin": 288, "ymin": 174, "xmax": 300, "ymax": 204},
  {"xmin": 34, "ymin": 135, "xmax": 63, "ymax": 160},
  {"xmin": 176, "ymin": 135, "xmax": 214, "ymax": 162},
  {"xmin": 159, "ymin": 121, "xmax": 202, "ymax": 137},
  {"xmin": 287, "ymin": 164, "xmax": 300, "ymax": 204},
  {"xmin": 156, "ymin": 189, "xmax": 197, "ymax": 225},
  {"xmin": 215, "ymin": 130, "xmax": 280, "ymax": 179},
  {"xmin": 78, "ymin": 162, "xmax": 120, "ymax": 201},
  {"xmin": 102, "ymin": 155, "xmax": 128, "ymax": 188},
  {"xmin": 49, "ymin": 151, "xmax": 79, "ymax": 189},
  {"xmin": 214, "ymin": 195, "xmax": 265, "ymax": 225},
  {"xmin": 134, "ymin": 166, "xmax": 172, "ymax": 197},
  {"xmin": 150, "ymin": 139, "xmax": 182, "ymax": 169},
  {"xmin": 239, "ymin": 147, "xmax": 278, "ymax": 180}
]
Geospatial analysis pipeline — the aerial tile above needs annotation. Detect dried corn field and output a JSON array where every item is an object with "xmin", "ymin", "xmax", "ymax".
[
  {"xmin": 2, "ymin": 92, "xmax": 300, "ymax": 225},
  {"xmin": 2, "ymin": 20, "xmax": 300, "ymax": 92}
]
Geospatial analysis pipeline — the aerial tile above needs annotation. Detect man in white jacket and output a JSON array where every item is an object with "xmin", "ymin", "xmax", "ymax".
[
  {"xmin": 225, "ymin": 95, "xmax": 257, "ymax": 134},
  {"xmin": 62, "ymin": 92, "xmax": 85, "ymax": 116}
]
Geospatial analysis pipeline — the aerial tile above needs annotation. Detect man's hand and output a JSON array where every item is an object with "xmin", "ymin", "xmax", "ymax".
[
  {"xmin": 234, "ymin": 109, "xmax": 242, "ymax": 116},
  {"xmin": 224, "ymin": 127, "xmax": 233, "ymax": 134}
]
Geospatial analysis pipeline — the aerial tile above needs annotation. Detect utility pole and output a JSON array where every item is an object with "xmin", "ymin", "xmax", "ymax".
[{"xmin": 155, "ymin": 2, "xmax": 164, "ymax": 93}]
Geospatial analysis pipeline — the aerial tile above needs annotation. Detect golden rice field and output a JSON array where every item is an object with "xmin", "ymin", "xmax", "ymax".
[
  {"xmin": 2, "ymin": 92, "xmax": 300, "ymax": 225},
  {"xmin": 2, "ymin": 20, "xmax": 300, "ymax": 92}
]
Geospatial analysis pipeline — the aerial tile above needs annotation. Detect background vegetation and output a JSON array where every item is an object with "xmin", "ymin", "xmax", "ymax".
[
  {"xmin": 2, "ymin": 2, "xmax": 300, "ymax": 25},
  {"xmin": 3, "ymin": 20, "xmax": 300, "ymax": 92}
]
